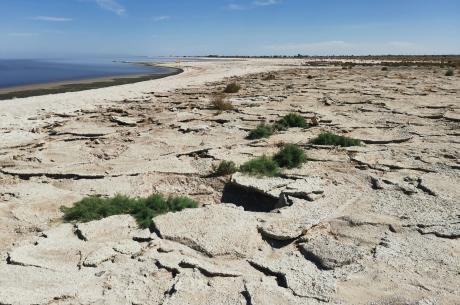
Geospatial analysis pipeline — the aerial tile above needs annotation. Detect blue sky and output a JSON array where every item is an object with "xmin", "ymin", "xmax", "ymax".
[{"xmin": 1, "ymin": 0, "xmax": 459, "ymax": 58}]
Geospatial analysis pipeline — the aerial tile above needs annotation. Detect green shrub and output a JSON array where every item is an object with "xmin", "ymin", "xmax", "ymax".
[
  {"xmin": 247, "ymin": 123, "xmax": 274, "ymax": 140},
  {"xmin": 310, "ymin": 132, "xmax": 361, "ymax": 147},
  {"xmin": 60, "ymin": 194, "xmax": 198, "ymax": 229},
  {"xmin": 273, "ymin": 144, "xmax": 306, "ymax": 169},
  {"xmin": 276, "ymin": 113, "xmax": 308, "ymax": 129},
  {"xmin": 223, "ymin": 83, "xmax": 241, "ymax": 93},
  {"xmin": 247, "ymin": 113, "xmax": 308, "ymax": 140},
  {"xmin": 212, "ymin": 160, "xmax": 238, "ymax": 176},
  {"xmin": 445, "ymin": 68, "xmax": 454, "ymax": 76},
  {"xmin": 240, "ymin": 155, "xmax": 280, "ymax": 177}
]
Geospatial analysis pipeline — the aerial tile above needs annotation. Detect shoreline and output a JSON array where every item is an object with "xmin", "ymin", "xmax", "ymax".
[{"xmin": 0, "ymin": 66, "xmax": 183, "ymax": 100}]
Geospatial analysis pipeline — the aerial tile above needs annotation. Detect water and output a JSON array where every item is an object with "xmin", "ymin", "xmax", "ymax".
[{"xmin": 0, "ymin": 57, "xmax": 174, "ymax": 88}]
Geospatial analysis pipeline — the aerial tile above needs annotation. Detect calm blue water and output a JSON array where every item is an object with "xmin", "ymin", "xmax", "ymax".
[{"xmin": 0, "ymin": 57, "xmax": 174, "ymax": 88}]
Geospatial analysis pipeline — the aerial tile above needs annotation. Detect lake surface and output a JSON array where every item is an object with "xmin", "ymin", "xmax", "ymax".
[{"xmin": 0, "ymin": 57, "xmax": 174, "ymax": 88}]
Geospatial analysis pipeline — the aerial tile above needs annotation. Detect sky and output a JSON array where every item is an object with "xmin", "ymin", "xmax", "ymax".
[{"xmin": 1, "ymin": 0, "xmax": 459, "ymax": 58}]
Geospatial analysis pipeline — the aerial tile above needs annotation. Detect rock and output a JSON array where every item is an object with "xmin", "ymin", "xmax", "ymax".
[
  {"xmin": 154, "ymin": 204, "xmax": 264, "ymax": 258},
  {"xmin": 111, "ymin": 116, "xmax": 138, "ymax": 126},
  {"xmin": 299, "ymin": 234, "xmax": 366, "ymax": 270}
]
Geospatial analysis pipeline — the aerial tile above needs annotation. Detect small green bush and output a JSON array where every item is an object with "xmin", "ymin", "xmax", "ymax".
[
  {"xmin": 445, "ymin": 68, "xmax": 454, "ymax": 76},
  {"xmin": 247, "ymin": 113, "xmax": 308, "ymax": 140},
  {"xmin": 240, "ymin": 155, "xmax": 280, "ymax": 177},
  {"xmin": 60, "ymin": 194, "xmax": 198, "ymax": 229},
  {"xmin": 276, "ymin": 113, "xmax": 308, "ymax": 129},
  {"xmin": 223, "ymin": 83, "xmax": 241, "ymax": 93},
  {"xmin": 310, "ymin": 132, "xmax": 361, "ymax": 147},
  {"xmin": 247, "ymin": 123, "xmax": 274, "ymax": 140},
  {"xmin": 273, "ymin": 144, "xmax": 306, "ymax": 169},
  {"xmin": 212, "ymin": 160, "xmax": 238, "ymax": 176}
]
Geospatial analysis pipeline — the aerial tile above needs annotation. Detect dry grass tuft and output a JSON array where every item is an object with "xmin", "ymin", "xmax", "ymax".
[{"xmin": 210, "ymin": 93, "xmax": 234, "ymax": 111}]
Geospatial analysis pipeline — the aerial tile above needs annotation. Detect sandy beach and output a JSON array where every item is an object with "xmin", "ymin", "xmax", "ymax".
[{"xmin": 0, "ymin": 58, "xmax": 459, "ymax": 304}]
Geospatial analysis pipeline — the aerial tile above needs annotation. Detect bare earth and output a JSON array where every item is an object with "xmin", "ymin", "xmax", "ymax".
[{"xmin": 0, "ymin": 58, "xmax": 459, "ymax": 305}]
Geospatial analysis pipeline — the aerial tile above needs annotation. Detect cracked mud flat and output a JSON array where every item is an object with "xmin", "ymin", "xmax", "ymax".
[{"xmin": 0, "ymin": 59, "xmax": 459, "ymax": 304}]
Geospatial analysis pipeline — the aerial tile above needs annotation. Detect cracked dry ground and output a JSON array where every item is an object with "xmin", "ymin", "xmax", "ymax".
[{"xmin": 0, "ymin": 64, "xmax": 459, "ymax": 305}]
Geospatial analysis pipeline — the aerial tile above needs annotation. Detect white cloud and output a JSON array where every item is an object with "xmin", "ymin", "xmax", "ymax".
[
  {"xmin": 254, "ymin": 0, "xmax": 281, "ymax": 6},
  {"xmin": 95, "ymin": 0, "xmax": 125, "ymax": 15},
  {"xmin": 7, "ymin": 32, "xmax": 38, "ymax": 37},
  {"xmin": 224, "ymin": 4, "xmax": 247, "ymax": 11},
  {"xmin": 153, "ymin": 15, "xmax": 171, "ymax": 22},
  {"xmin": 32, "ymin": 16, "xmax": 73, "ymax": 22},
  {"xmin": 225, "ymin": 1, "xmax": 281, "ymax": 11}
]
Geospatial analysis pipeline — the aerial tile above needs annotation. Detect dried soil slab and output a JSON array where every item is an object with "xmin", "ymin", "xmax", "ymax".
[
  {"xmin": 299, "ymin": 234, "xmax": 367, "ymax": 270},
  {"xmin": 244, "ymin": 278, "xmax": 321, "ymax": 305},
  {"xmin": 347, "ymin": 129, "xmax": 412, "ymax": 144},
  {"xmin": 154, "ymin": 204, "xmax": 264, "ymax": 258},
  {"xmin": 418, "ymin": 173, "xmax": 460, "ymax": 198},
  {"xmin": 444, "ymin": 111, "xmax": 460, "ymax": 122},
  {"xmin": 0, "ymin": 130, "xmax": 44, "ymax": 148},
  {"xmin": 163, "ymin": 270, "xmax": 246, "ymax": 305},
  {"xmin": 111, "ymin": 115, "xmax": 139, "ymax": 126},
  {"xmin": 55, "ymin": 121, "xmax": 115, "ymax": 137},
  {"xmin": 231, "ymin": 173, "xmax": 324, "ymax": 201},
  {"xmin": 75, "ymin": 215, "xmax": 138, "ymax": 241},
  {"xmin": 250, "ymin": 250, "xmax": 336, "ymax": 301},
  {"xmin": 0, "ymin": 265, "xmax": 97, "ymax": 305},
  {"xmin": 7, "ymin": 224, "xmax": 84, "ymax": 271}
]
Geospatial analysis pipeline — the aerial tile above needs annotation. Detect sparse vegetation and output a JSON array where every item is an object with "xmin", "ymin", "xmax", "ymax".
[
  {"xmin": 273, "ymin": 144, "xmax": 306, "ymax": 169},
  {"xmin": 263, "ymin": 73, "xmax": 276, "ymax": 80},
  {"xmin": 210, "ymin": 93, "xmax": 233, "ymax": 111},
  {"xmin": 381, "ymin": 67, "xmax": 388, "ymax": 71},
  {"xmin": 240, "ymin": 155, "xmax": 280, "ymax": 177},
  {"xmin": 310, "ymin": 132, "xmax": 361, "ymax": 147},
  {"xmin": 212, "ymin": 160, "xmax": 238, "ymax": 176},
  {"xmin": 276, "ymin": 113, "xmax": 308, "ymax": 129},
  {"xmin": 60, "ymin": 194, "xmax": 198, "ymax": 229},
  {"xmin": 247, "ymin": 123, "xmax": 274, "ymax": 140},
  {"xmin": 223, "ymin": 83, "xmax": 241, "ymax": 93},
  {"xmin": 247, "ymin": 113, "xmax": 308, "ymax": 140},
  {"xmin": 445, "ymin": 68, "xmax": 454, "ymax": 76},
  {"xmin": 239, "ymin": 144, "xmax": 307, "ymax": 176}
]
